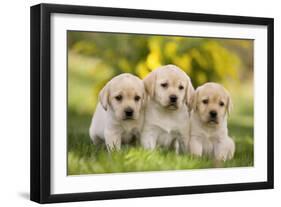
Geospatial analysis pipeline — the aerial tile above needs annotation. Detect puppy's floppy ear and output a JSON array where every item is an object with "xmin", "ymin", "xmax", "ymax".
[
  {"xmin": 186, "ymin": 78, "xmax": 195, "ymax": 111},
  {"xmin": 226, "ymin": 92, "xmax": 233, "ymax": 116},
  {"xmin": 190, "ymin": 89, "xmax": 198, "ymax": 112},
  {"xmin": 140, "ymin": 82, "xmax": 148, "ymax": 107},
  {"xmin": 99, "ymin": 82, "xmax": 110, "ymax": 111},
  {"xmin": 142, "ymin": 91, "xmax": 148, "ymax": 107},
  {"xmin": 143, "ymin": 71, "xmax": 156, "ymax": 97}
]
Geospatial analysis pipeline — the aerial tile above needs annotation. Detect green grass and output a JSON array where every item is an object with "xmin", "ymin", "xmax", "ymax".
[{"xmin": 67, "ymin": 108, "xmax": 253, "ymax": 175}]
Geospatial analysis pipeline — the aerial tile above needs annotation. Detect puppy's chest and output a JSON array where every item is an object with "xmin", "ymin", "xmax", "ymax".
[
  {"xmin": 198, "ymin": 128, "xmax": 222, "ymax": 142},
  {"xmin": 150, "ymin": 111, "xmax": 188, "ymax": 133}
]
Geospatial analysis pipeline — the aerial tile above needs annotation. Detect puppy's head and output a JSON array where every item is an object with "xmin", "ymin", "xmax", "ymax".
[
  {"xmin": 191, "ymin": 82, "xmax": 232, "ymax": 127},
  {"xmin": 99, "ymin": 73, "xmax": 146, "ymax": 121},
  {"xmin": 144, "ymin": 64, "xmax": 194, "ymax": 110}
]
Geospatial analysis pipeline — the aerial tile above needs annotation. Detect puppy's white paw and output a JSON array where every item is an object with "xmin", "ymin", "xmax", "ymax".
[
  {"xmin": 142, "ymin": 139, "xmax": 157, "ymax": 150},
  {"xmin": 214, "ymin": 138, "xmax": 235, "ymax": 161},
  {"xmin": 189, "ymin": 138, "xmax": 203, "ymax": 157}
]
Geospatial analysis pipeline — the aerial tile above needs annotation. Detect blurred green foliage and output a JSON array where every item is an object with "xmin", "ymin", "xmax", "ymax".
[
  {"xmin": 68, "ymin": 31, "xmax": 253, "ymax": 115},
  {"xmin": 68, "ymin": 32, "xmax": 253, "ymax": 85}
]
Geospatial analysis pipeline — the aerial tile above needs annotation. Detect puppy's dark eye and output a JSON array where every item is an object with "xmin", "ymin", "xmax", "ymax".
[
  {"xmin": 161, "ymin": 83, "xmax": 168, "ymax": 88},
  {"xmin": 134, "ymin": 95, "xmax": 141, "ymax": 102},
  {"xmin": 219, "ymin": 101, "xmax": 225, "ymax": 107},
  {"xmin": 202, "ymin": 99, "xmax": 209, "ymax": 104},
  {"xmin": 179, "ymin": 85, "xmax": 184, "ymax": 90},
  {"xmin": 115, "ymin": 95, "xmax": 122, "ymax": 101}
]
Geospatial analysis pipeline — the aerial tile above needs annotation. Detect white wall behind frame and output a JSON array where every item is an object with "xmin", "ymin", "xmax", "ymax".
[{"xmin": 0, "ymin": 0, "xmax": 280, "ymax": 207}]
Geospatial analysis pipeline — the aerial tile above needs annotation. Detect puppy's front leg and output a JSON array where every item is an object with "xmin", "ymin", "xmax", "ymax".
[
  {"xmin": 189, "ymin": 136, "xmax": 203, "ymax": 157},
  {"xmin": 179, "ymin": 128, "xmax": 191, "ymax": 154},
  {"xmin": 173, "ymin": 139, "xmax": 180, "ymax": 154},
  {"xmin": 104, "ymin": 128, "xmax": 122, "ymax": 151},
  {"xmin": 214, "ymin": 137, "xmax": 235, "ymax": 161},
  {"xmin": 141, "ymin": 128, "xmax": 158, "ymax": 150}
]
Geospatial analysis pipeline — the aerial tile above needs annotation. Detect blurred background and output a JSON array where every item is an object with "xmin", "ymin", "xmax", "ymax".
[{"xmin": 67, "ymin": 31, "xmax": 254, "ymax": 174}]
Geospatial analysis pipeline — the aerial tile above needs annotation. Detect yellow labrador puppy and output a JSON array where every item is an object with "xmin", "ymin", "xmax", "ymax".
[
  {"xmin": 141, "ymin": 65, "xmax": 194, "ymax": 153},
  {"xmin": 189, "ymin": 82, "xmax": 235, "ymax": 161},
  {"xmin": 89, "ymin": 73, "xmax": 146, "ymax": 151}
]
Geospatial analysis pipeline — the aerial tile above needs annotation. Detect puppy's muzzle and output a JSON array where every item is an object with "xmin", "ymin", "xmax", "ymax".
[{"xmin": 124, "ymin": 107, "xmax": 134, "ymax": 119}]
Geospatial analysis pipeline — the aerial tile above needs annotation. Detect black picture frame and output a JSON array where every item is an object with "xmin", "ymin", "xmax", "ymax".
[{"xmin": 30, "ymin": 3, "xmax": 274, "ymax": 204}]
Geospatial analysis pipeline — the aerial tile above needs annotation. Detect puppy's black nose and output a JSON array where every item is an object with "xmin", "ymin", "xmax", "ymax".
[
  {"xmin": 169, "ymin": 95, "xmax": 178, "ymax": 103},
  {"xmin": 209, "ymin": 110, "xmax": 217, "ymax": 118},
  {"xmin": 124, "ymin": 107, "xmax": 134, "ymax": 117}
]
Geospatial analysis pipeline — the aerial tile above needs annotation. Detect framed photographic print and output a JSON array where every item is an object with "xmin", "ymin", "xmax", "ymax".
[{"xmin": 30, "ymin": 3, "xmax": 274, "ymax": 203}]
